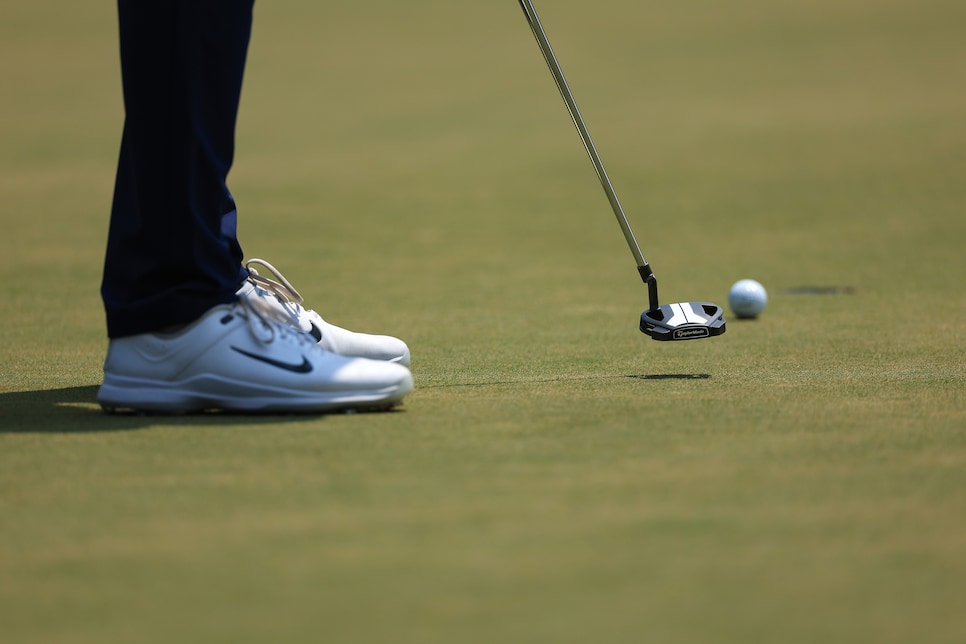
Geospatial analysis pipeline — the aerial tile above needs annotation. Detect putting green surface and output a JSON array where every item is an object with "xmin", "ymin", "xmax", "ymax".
[{"xmin": 1, "ymin": 1, "xmax": 964, "ymax": 642}]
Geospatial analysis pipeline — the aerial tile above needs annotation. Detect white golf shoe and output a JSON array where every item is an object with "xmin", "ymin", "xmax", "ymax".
[
  {"xmin": 238, "ymin": 258, "xmax": 411, "ymax": 366},
  {"xmin": 98, "ymin": 292, "xmax": 413, "ymax": 414}
]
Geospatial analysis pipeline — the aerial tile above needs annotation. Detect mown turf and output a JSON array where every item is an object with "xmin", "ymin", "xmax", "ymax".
[{"xmin": 1, "ymin": 1, "xmax": 964, "ymax": 643}]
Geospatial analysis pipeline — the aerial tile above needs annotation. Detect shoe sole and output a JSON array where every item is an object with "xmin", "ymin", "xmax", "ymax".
[{"xmin": 98, "ymin": 373, "xmax": 413, "ymax": 415}]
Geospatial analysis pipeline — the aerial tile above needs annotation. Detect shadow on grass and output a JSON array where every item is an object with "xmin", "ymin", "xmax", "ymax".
[
  {"xmin": 427, "ymin": 373, "xmax": 711, "ymax": 388},
  {"xmin": 626, "ymin": 374, "xmax": 711, "ymax": 380},
  {"xmin": 0, "ymin": 385, "xmax": 336, "ymax": 434}
]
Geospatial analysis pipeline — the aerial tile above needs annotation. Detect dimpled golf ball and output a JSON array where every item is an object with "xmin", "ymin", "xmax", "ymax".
[{"xmin": 729, "ymin": 279, "xmax": 768, "ymax": 319}]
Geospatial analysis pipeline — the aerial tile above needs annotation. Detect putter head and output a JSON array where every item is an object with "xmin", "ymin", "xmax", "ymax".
[{"xmin": 640, "ymin": 302, "xmax": 727, "ymax": 341}]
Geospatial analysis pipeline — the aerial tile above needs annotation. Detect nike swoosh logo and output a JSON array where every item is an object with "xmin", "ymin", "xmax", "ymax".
[
  {"xmin": 230, "ymin": 347, "xmax": 313, "ymax": 373},
  {"xmin": 308, "ymin": 322, "xmax": 323, "ymax": 343}
]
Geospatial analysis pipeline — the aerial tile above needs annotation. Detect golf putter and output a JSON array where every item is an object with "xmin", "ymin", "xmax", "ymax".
[{"xmin": 518, "ymin": 0, "xmax": 726, "ymax": 341}]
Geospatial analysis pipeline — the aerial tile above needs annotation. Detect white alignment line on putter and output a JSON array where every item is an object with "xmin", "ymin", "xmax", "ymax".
[{"xmin": 518, "ymin": 0, "xmax": 726, "ymax": 341}]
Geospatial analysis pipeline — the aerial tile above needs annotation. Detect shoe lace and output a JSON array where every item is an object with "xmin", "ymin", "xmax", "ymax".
[
  {"xmin": 236, "ymin": 288, "xmax": 311, "ymax": 347},
  {"xmin": 245, "ymin": 258, "xmax": 304, "ymax": 306}
]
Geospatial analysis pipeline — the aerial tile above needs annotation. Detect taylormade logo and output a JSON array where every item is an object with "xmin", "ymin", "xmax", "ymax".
[{"xmin": 674, "ymin": 328, "xmax": 710, "ymax": 340}]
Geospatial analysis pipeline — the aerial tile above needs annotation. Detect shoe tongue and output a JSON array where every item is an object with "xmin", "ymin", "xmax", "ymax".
[{"xmin": 235, "ymin": 281, "xmax": 256, "ymax": 298}]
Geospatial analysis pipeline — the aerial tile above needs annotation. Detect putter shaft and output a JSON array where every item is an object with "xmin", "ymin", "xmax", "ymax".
[{"xmin": 518, "ymin": 0, "xmax": 659, "ymax": 310}]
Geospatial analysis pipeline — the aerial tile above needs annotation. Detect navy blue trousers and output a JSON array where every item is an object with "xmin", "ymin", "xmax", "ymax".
[{"xmin": 102, "ymin": 0, "xmax": 255, "ymax": 338}]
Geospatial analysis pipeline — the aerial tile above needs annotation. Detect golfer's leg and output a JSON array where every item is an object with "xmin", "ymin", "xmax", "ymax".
[{"xmin": 102, "ymin": 0, "xmax": 255, "ymax": 337}]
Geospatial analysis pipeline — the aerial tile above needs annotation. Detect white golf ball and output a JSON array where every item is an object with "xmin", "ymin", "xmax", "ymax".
[{"xmin": 729, "ymin": 279, "xmax": 768, "ymax": 319}]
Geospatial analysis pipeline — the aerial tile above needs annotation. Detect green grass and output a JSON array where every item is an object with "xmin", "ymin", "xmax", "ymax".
[{"xmin": 1, "ymin": 0, "xmax": 964, "ymax": 642}]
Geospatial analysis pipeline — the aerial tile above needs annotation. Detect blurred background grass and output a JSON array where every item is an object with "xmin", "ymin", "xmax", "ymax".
[{"xmin": 1, "ymin": 1, "xmax": 964, "ymax": 643}]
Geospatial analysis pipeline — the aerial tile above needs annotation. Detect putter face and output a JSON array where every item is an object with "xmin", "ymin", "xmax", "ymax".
[{"xmin": 640, "ymin": 302, "xmax": 727, "ymax": 341}]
